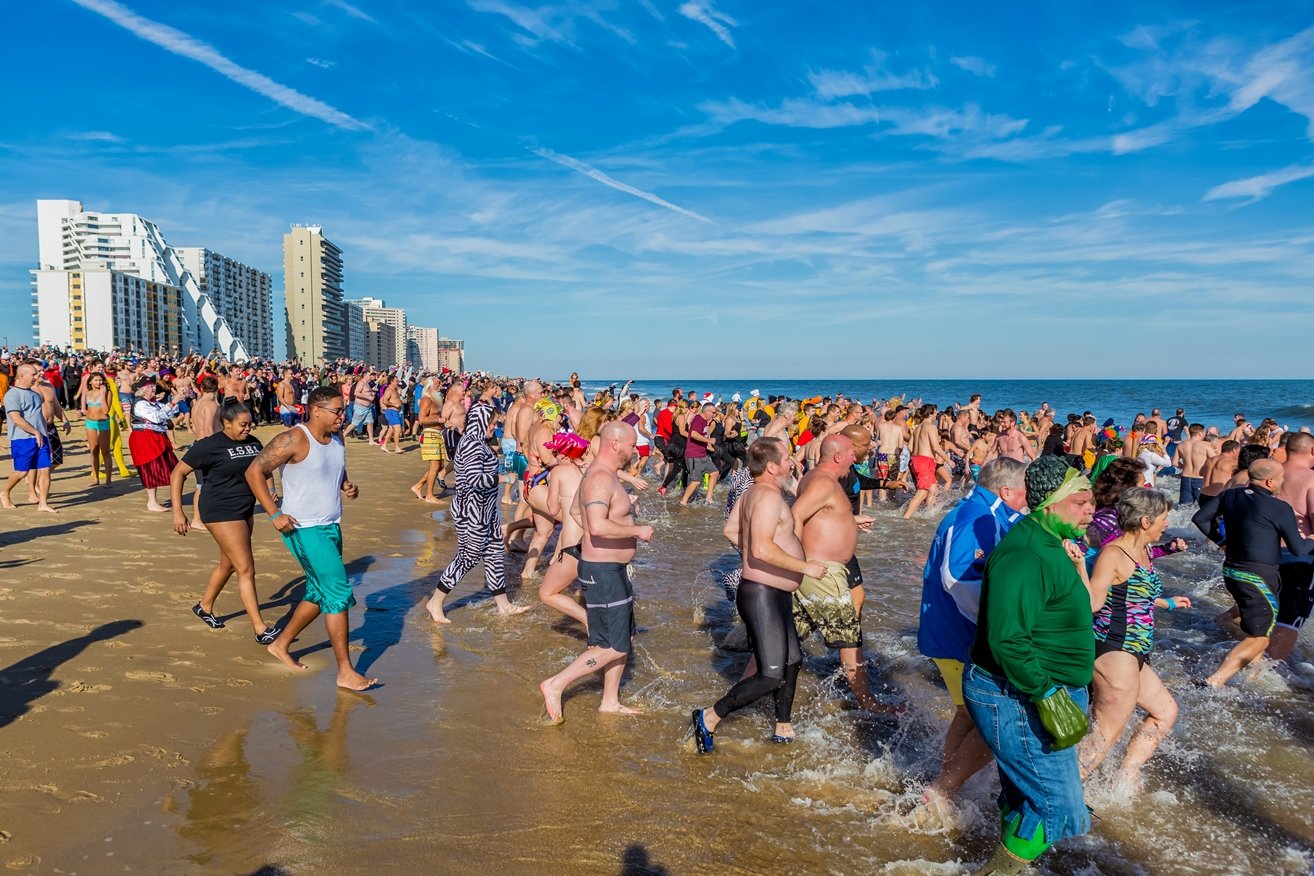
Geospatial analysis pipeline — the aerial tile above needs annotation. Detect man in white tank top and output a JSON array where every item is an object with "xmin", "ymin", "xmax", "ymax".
[{"xmin": 246, "ymin": 385, "xmax": 377, "ymax": 691}]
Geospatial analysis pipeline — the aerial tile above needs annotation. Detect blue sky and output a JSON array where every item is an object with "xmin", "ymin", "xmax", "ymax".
[{"xmin": 2, "ymin": 1, "xmax": 1311, "ymax": 378}]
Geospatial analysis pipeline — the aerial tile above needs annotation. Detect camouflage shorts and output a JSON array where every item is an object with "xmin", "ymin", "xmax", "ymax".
[{"xmin": 793, "ymin": 560, "xmax": 861, "ymax": 649}]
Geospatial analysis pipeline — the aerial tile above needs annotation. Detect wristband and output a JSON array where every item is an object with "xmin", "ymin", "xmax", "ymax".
[
  {"xmin": 1162, "ymin": 596, "xmax": 1175, "ymax": 612},
  {"xmin": 269, "ymin": 510, "xmax": 283, "ymax": 521}
]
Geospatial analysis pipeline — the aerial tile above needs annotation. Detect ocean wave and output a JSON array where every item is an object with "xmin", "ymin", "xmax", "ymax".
[{"xmin": 1274, "ymin": 404, "xmax": 1314, "ymax": 418}]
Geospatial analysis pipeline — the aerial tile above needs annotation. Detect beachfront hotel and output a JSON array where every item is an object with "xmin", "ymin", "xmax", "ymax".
[
  {"xmin": 437, "ymin": 337, "xmax": 464, "ymax": 373},
  {"xmin": 408, "ymin": 325, "xmax": 441, "ymax": 372},
  {"xmin": 347, "ymin": 296, "xmax": 408, "ymax": 366},
  {"xmin": 31, "ymin": 199, "xmax": 256, "ymax": 358},
  {"xmin": 176, "ymin": 248, "xmax": 275, "ymax": 360},
  {"xmin": 283, "ymin": 224, "xmax": 347, "ymax": 364}
]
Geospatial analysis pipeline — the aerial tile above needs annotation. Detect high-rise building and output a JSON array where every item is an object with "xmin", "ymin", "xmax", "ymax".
[
  {"xmin": 407, "ymin": 325, "xmax": 440, "ymax": 372},
  {"xmin": 284, "ymin": 224, "xmax": 346, "ymax": 364},
  {"xmin": 347, "ymin": 297, "xmax": 407, "ymax": 366},
  {"xmin": 33, "ymin": 199, "xmax": 250, "ymax": 357},
  {"xmin": 34, "ymin": 267, "xmax": 183, "ymax": 352},
  {"xmin": 362, "ymin": 318, "xmax": 397, "ymax": 370},
  {"xmin": 436, "ymin": 337, "xmax": 464, "ymax": 373},
  {"xmin": 344, "ymin": 301, "xmax": 366, "ymax": 362},
  {"xmin": 177, "ymin": 248, "xmax": 274, "ymax": 360}
]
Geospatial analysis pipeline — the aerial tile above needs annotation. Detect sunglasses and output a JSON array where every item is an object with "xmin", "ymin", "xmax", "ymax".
[{"xmin": 315, "ymin": 405, "xmax": 347, "ymax": 418}]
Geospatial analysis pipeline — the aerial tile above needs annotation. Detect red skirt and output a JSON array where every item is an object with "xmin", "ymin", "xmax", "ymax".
[{"xmin": 128, "ymin": 430, "xmax": 178, "ymax": 489}]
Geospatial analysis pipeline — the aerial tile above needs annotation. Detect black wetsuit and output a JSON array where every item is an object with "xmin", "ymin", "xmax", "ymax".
[
  {"xmin": 1192, "ymin": 485, "xmax": 1314, "ymax": 636},
  {"xmin": 836, "ymin": 464, "xmax": 882, "ymax": 589},
  {"xmin": 713, "ymin": 578, "xmax": 801, "ymax": 724}
]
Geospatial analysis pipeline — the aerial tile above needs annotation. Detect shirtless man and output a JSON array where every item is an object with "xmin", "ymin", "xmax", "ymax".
[
  {"xmin": 1271, "ymin": 432, "xmax": 1314, "ymax": 660},
  {"xmin": 1069, "ymin": 416, "xmax": 1096, "ymax": 470},
  {"xmin": 992, "ymin": 409, "xmax": 1033, "ymax": 463},
  {"xmin": 410, "ymin": 379, "xmax": 446, "ymax": 503},
  {"xmin": 378, "ymin": 375, "xmax": 404, "ymax": 453},
  {"xmin": 905, "ymin": 405, "xmax": 950, "ymax": 519},
  {"xmin": 439, "ymin": 382, "xmax": 467, "ymax": 482},
  {"xmin": 33, "ymin": 370, "xmax": 70, "ymax": 471},
  {"xmin": 874, "ymin": 409, "xmax": 907, "ymax": 499},
  {"xmin": 276, "ymin": 368, "xmax": 299, "ymax": 428},
  {"xmin": 224, "ymin": 368, "xmax": 250, "ymax": 407},
  {"xmin": 348, "ymin": 373, "xmax": 376, "ymax": 442},
  {"xmin": 539, "ymin": 422, "xmax": 653, "ymax": 723},
  {"xmin": 1201, "ymin": 440, "xmax": 1241, "ymax": 499},
  {"xmin": 962, "ymin": 393, "xmax": 984, "ymax": 429},
  {"xmin": 1145, "ymin": 409, "xmax": 1167, "ymax": 441},
  {"xmin": 537, "ymin": 432, "xmax": 590, "ymax": 626},
  {"xmin": 791, "ymin": 434, "xmax": 898, "ymax": 713},
  {"xmin": 508, "ymin": 380, "xmax": 543, "ymax": 490},
  {"xmin": 1172, "ymin": 424, "xmax": 1218, "ymax": 505},
  {"xmin": 690, "ymin": 437, "xmax": 825, "ymax": 751},
  {"xmin": 510, "ymin": 400, "xmax": 564, "ymax": 573}
]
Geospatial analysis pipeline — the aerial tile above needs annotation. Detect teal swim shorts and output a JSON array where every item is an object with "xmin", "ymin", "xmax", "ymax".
[{"xmin": 281, "ymin": 524, "xmax": 356, "ymax": 614}]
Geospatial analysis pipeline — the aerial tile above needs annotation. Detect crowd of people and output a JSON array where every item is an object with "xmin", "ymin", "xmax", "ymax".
[{"xmin": 4, "ymin": 344, "xmax": 1314, "ymax": 874}]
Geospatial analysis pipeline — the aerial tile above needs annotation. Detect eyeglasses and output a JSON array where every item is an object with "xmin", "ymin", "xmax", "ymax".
[{"xmin": 315, "ymin": 405, "xmax": 346, "ymax": 418}]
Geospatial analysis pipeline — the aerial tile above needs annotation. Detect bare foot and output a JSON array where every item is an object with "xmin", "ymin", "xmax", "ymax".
[
  {"xmin": 267, "ymin": 641, "xmax": 308, "ymax": 670},
  {"xmin": 426, "ymin": 592, "xmax": 452, "ymax": 624},
  {"xmin": 494, "ymin": 596, "xmax": 531, "ymax": 616},
  {"xmin": 423, "ymin": 495, "xmax": 442, "ymax": 505},
  {"xmin": 337, "ymin": 670, "xmax": 379, "ymax": 691},
  {"xmin": 540, "ymin": 679, "xmax": 564, "ymax": 724},
  {"xmin": 37, "ymin": 504, "xmax": 59, "ymax": 514},
  {"xmin": 598, "ymin": 703, "xmax": 644, "ymax": 715},
  {"xmin": 1, "ymin": 498, "xmax": 16, "ymax": 510},
  {"xmin": 146, "ymin": 503, "xmax": 168, "ymax": 513},
  {"xmin": 410, "ymin": 484, "xmax": 424, "ymax": 499},
  {"xmin": 191, "ymin": 520, "xmax": 207, "ymax": 532}
]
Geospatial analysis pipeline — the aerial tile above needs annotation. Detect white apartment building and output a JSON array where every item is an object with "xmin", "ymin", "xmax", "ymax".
[
  {"xmin": 177, "ymin": 248, "xmax": 274, "ymax": 359},
  {"xmin": 347, "ymin": 297, "xmax": 408, "ymax": 366},
  {"xmin": 33, "ymin": 199, "xmax": 251, "ymax": 358},
  {"xmin": 407, "ymin": 325, "xmax": 440, "ymax": 372},
  {"xmin": 34, "ymin": 267, "xmax": 183, "ymax": 352}
]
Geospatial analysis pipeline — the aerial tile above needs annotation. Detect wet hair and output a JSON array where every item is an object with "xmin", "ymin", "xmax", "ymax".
[
  {"xmin": 1237, "ymin": 444, "xmax": 1270, "ymax": 471},
  {"xmin": 978, "ymin": 457, "xmax": 1026, "ymax": 494},
  {"xmin": 1288, "ymin": 432, "xmax": 1314, "ymax": 456},
  {"xmin": 308, "ymin": 385, "xmax": 340, "ymax": 407},
  {"xmin": 1115, "ymin": 487, "xmax": 1173, "ymax": 532},
  {"xmin": 200, "ymin": 375, "xmax": 219, "ymax": 393},
  {"xmin": 1092, "ymin": 457, "xmax": 1148, "ymax": 509},
  {"xmin": 747, "ymin": 437, "xmax": 787, "ymax": 477},
  {"xmin": 1188, "ymin": 423, "xmax": 1204, "ymax": 436},
  {"xmin": 1221, "ymin": 440, "xmax": 1240, "ymax": 453},
  {"xmin": 221, "ymin": 402, "xmax": 252, "ymax": 423}
]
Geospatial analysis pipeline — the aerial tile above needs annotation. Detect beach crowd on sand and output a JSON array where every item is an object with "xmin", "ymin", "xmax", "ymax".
[{"xmin": 3, "ymin": 343, "xmax": 1314, "ymax": 874}]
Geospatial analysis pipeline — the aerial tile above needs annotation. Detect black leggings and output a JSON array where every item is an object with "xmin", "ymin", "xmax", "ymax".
[
  {"xmin": 661, "ymin": 450, "xmax": 688, "ymax": 491},
  {"xmin": 714, "ymin": 579, "xmax": 801, "ymax": 723}
]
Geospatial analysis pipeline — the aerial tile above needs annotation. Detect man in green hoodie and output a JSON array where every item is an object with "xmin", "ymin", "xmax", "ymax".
[{"xmin": 964, "ymin": 455, "xmax": 1096, "ymax": 875}]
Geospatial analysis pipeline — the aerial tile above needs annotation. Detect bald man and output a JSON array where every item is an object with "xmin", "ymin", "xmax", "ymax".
[
  {"xmin": 3, "ymin": 363, "xmax": 55, "ymax": 512},
  {"xmin": 1193, "ymin": 458, "xmax": 1314, "ymax": 686},
  {"xmin": 1270, "ymin": 432, "xmax": 1314, "ymax": 660}
]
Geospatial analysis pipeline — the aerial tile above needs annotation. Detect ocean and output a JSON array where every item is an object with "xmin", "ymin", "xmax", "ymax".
[{"xmin": 579, "ymin": 379, "xmax": 1314, "ymax": 431}]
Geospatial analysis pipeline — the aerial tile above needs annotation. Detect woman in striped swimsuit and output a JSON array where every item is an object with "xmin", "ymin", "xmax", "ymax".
[
  {"xmin": 425, "ymin": 401, "xmax": 529, "ymax": 624},
  {"xmin": 1080, "ymin": 487, "xmax": 1191, "ymax": 789}
]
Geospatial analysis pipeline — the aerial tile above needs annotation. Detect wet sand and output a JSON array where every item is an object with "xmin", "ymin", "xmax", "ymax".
[{"xmin": 2, "ymin": 427, "xmax": 1314, "ymax": 874}]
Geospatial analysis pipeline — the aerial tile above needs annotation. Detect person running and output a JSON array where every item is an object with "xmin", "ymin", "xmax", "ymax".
[
  {"xmin": 378, "ymin": 374, "xmax": 404, "ymax": 453},
  {"xmin": 128, "ymin": 378, "xmax": 184, "ymax": 513},
  {"xmin": 424, "ymin": 401, "xmax": 529, "ymax": 623},
  {"xmin": 80, "ymin": 371, "xmax": 114, "ymax": 486},
  {"xmin": 1192, "ymin": 459, "xmax": 1314, "ymax": 687},
  {"xmin": 905, "ymin": 404, "xmax": 950, "ymax": 519},
  {"xmin": 1079, "ymin": 487, "xmax": 1190, "ymax": 790},
  {"xmin": 1271, "ymin": 432, "xmax": 1314, "ymax": 660},
  {"xmin": 1172, "ymin": 424, "xmax": 1217, "ymax": 505},
  {"xmin": 245, "ymin": 386, "xmax": 377, "ymax": 691},
  {"xmin": 537, "ymin": 431, "xmax": 591, "ymax": 627},
  {"xmin": 917, "ymin": 457, "xmax": 1027, "ymax": 809},
  {"xmin": 540, "ymin": 422, "xmax": 653, "ymax": 723},
  {"xmin": 1200, "ymin": 439, "xmax": 1241, "ymax": 498},
  {"xmin": 965, "ymin": 456, "xmax": 1094, "ymax": 875},
  {"xmin": 680, "ymin": 401, "xmax": 719, "ymax": 506},
  {"xmin": 689, "ymin": 437, "xmax": 824, "ymax": 751},
  {"xmin": 170, "ymin": 403, "xmax": 280, "ymax": 643},
  {"xmin": 2, "ymin": 363, "xmax": 55, "ymax": 513}
]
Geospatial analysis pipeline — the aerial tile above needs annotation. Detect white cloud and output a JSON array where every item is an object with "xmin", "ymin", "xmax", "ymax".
[
  {"xmin": 70, "ymin": 0, "xmax": 370, "ymax": 131},
  {"xmin": 810, "ymin": 51, "xmax": 938, "ymax": 97},
  {"xmin": 679, "ymin": 1, "xmax": 736, "ymax": 49},
  {"xmin": 1203, "ymin": 163, "xmax": 1314, "ymax": 203},
  {"xmin": 532, "ymin": 146, "xmax": 715, "ymax": 224},
  {"xmin": 305, "ymin": 57, "xmax": 336, "ymax": 69},
  {"xmin": 323, "ymin": 0, "xmax": 377, "ymax": 23},
  {"xmin": 950, "ymin": 55, "xmax": 996, "ymax": 78},
  {"xmin": 67, "ymin": 130, "xmax": 125, "ymax": 143}
]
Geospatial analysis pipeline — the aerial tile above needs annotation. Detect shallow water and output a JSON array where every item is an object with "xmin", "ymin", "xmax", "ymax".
[{"xmin": 110, "ymin": 476, "xmax": 1314, "ymax": 874}]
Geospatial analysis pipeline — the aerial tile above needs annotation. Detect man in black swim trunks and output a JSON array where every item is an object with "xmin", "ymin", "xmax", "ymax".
[
  {"xmin": 539, "ymin": 422, "xmax": 653, "ymax": 723},
  {"xmin": 1193, "ymin": 459, "xmax": 1314, "ymax": 687}
]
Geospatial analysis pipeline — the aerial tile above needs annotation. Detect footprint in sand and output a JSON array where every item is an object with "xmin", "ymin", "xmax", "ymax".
[
  {"xmin": 225, "ymin": 678, "xmax": 254, "ymax": 688},
  {"xmin": 6, "ymin": 854, "xmax": 40, "ymax": 869},
  {"xmin": 76, "ymin": 730, "xmax": 108, "ymax": 739},
  {"xmin": 125, "ymin": 671, "xmax": 175, "ymax": 683},
  {"xmin": 93, "ymin": 754, "xmax": 134, "ymax": 767},
  {"xmin": 67, "ymin": 681, "xmax": 111, "ymax": 693}
]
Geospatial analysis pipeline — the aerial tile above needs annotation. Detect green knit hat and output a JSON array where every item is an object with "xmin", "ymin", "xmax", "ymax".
[{"xmin": 1026, "ymin": 455, "xmax": 1077, "ymax": 511}]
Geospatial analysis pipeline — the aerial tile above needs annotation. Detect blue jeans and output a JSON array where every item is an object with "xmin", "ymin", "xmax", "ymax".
[
  {"xmin": 1179, "ymin": 476, "xmax": 1203, "ymax": 505},
  {"xmin": 963, "ymin": 663, "xmax": 1090, "ymax": 848}
]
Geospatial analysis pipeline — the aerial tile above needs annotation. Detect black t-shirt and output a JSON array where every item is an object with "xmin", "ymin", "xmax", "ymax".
[
  {"xmin": 182, "ymin": 432, "xmax": 263, "ymax": 522},
  {"xmin": 1166, "ymin": 416, "xmax": 1186, "ymax": 440}
]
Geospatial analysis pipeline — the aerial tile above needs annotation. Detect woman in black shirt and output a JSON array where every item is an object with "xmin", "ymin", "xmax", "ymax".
[{"xmin": 170, "ymin": 403, "xmax": 280, "ymax": 644}]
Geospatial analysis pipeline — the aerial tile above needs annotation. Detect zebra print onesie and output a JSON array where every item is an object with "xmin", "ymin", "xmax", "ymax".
[{"xmin": 436, "ymin": 401, "xmax": 507, "ymax": 595}]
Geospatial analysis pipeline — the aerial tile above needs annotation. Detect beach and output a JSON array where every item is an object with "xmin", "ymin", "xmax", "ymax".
[{"xmin": 2, "ymin": 427, "xmax": 1314, "ymax": 874}]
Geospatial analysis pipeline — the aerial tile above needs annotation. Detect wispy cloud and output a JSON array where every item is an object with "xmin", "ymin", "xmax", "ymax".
[
  {"xmin": 305, "ymin": 57, "xmax": 336, "ymax": 69},
  {"xmin": 810, "ymin": 51, "xmax": 938, "ymax": 98},
  {"xmin": 950, "ymin": 55, "xmax": 996, "ymax": 78},
  {"xmin": 1204, "ymin": 163, "xmax": 1314, "ymax": 203},
  {"xmin": 679, "ymin": 1, "xmax": 736, "ymax": 49},
  {"xmin": 532, "ymin": 146, "xmax": 714, "ymax": 224},
  {"xmin": 70, "ymin": 0, "xmax": 370, "ymax": 132},
  {"xmin": 469, "ymin": 0, "xmax": 566, "ymax": 44},
  {"xmin": 67, "ymin": 130, "xmax": 125, "ymax": 143},
  {"xmin": 323, "ymin": 0, "xmax": 377, "ymax": 24}
]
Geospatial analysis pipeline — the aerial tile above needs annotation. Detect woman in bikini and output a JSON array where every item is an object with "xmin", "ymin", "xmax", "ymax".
[{"xmin": 81, "ymin": 372, "xmax": 113, "ymax": 485}]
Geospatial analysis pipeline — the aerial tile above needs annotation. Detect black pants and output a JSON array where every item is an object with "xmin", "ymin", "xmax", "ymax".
[
  {"xmin": 661, "ymin": 449, "xmax": 688, "ymax": 491},
  {"xmin": 714, "ymin": 579, "xmax": 801, "ymax": 723}
]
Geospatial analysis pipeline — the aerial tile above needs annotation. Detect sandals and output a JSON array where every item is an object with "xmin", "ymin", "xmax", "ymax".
[
  {"xmin": 770, "ymin": 734, "xmax": 796, "ymax": 745},
  {"xmin": 255, "ymin": 626, "xmax": 282, "ymax": 645},
  {"xmin": 192, "ymin": 603, "xmax": 225, "ymax": 629},
  {"xmin": 691, "ymin": 709, "xmax": 715, "ymax": 754}
]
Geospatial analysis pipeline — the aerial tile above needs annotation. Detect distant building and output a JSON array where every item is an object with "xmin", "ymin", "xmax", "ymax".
[
  {"xmin": 436, "ymin": 337, "xmax": 464, "ymax": 373},
  {"xmin": 347, "ymin": 296, "xmax": 407, "ymax": 366},
  {"xmin": 284, "ymin": 224, "xmax": 346, "ymax": 364},
  {"xmin": 363, "ymin": 318, "xmax": 397, "ymax": 370},
  {"xmin": 344, "ymin": 301, "xmax": 366, "ymax": 362},
  {"xmin": 33, "ymin": 199, "xmax": 249, "ymax": 357},
  {"xmin": 407, "ymin": 325, "xmax": 440, "ymax": 372},
  {"xmin": 176, "ymin": 248, "xmax": 274, "ymax": 360},
  {"xmin": 34, "ymin": 267, "xmax": 182, "ymax": 353}
]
